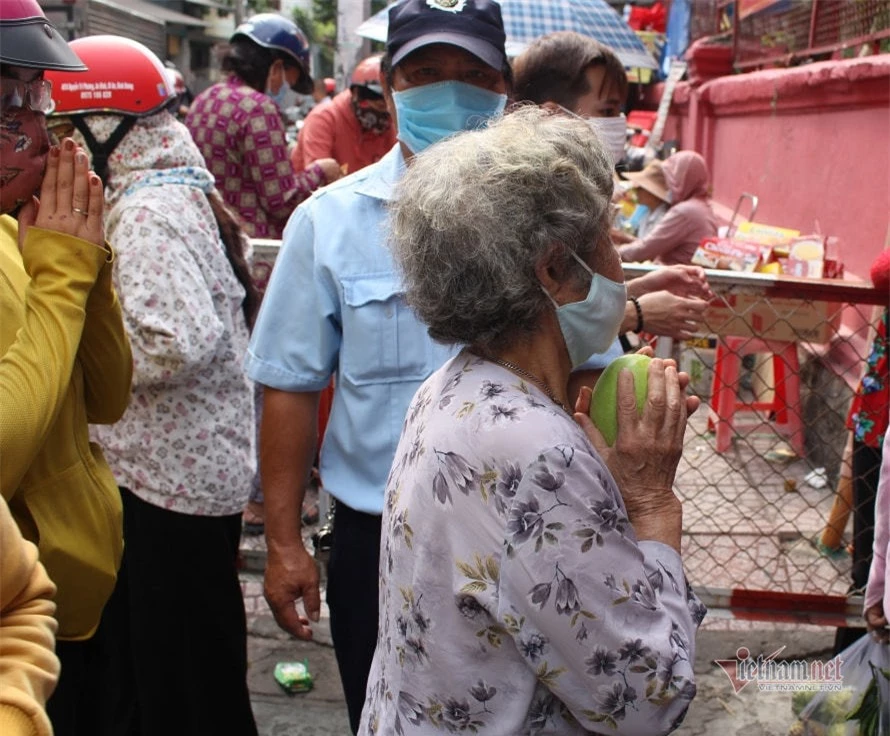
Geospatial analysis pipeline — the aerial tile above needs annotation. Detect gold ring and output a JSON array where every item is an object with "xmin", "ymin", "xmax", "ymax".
[{"xmin": 72, "ymin": 207, "xmax": 88, "ymax": 216}]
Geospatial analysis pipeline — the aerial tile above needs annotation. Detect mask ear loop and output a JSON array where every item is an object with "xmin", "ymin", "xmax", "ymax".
[
  {"xmin": 70, "ymin": 115, "xmax": 136, "ymax": 187},
  {"xmin": 541, "ymin": 248, "xmax": 597, "ymax": 309}
]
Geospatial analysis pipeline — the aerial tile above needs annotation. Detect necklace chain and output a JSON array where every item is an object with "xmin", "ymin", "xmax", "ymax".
[{"xmin": 491, "ymin": 357, "xmax": 572, "ymax": 415}]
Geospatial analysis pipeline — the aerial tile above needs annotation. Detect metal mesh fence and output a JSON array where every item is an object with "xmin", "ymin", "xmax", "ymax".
[
  {"xmin": 635, "ymin": 266, "xmax": 884, "ymax": 624},
  {"xmin": 252, "ymin": 243, "xmax": 883, "ymax": 624},
  {"xmin": 691, "ymin": 0, "xmax": 890, "ymax": 69}
]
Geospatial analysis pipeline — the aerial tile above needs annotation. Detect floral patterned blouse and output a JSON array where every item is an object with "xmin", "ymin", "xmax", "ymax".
[
  {"xmin": 185, "ymin": 76, "xmax": 327, "ymax": 239},
  {"xmin": 847, "ymin": 307, "xmax": 889, "ymax": 449},
  {"xmin": 359, "ymin": 351, "xmax": 706, "ymax": 735},
  {"xmin": 89, "ymin": 112, "xmax": 256, "ymax": 517}
]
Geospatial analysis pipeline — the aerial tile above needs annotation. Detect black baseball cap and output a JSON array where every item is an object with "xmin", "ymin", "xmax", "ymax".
[{"xmin": 387, "ymin": 0, "xmax": 508, "ymax": 72}]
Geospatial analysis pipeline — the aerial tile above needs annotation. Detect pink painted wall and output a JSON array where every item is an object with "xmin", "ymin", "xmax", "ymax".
[{"xmin": 664, "ymin": 56, "xmax": 890, "ymax": 281}]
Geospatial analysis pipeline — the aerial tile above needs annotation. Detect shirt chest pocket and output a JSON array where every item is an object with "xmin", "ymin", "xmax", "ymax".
[{"xmin": 340, "ymin": 273, "xmax": 434, "ymax": 386}]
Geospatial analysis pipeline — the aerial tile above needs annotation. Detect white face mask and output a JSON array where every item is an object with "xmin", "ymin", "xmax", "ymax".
[{"xmin": 560, "ymin": 106, "xmax": 627, "ymax": 165}]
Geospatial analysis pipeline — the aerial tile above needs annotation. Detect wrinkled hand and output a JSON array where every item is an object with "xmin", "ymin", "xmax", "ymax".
[
  {"xmin": 865, "ymin": 602, "xmax": 888, "ymax": 644},
  {"xmin": 631, "ymin": 264, "xmax": 713, "ymax": 301},
  {"xmin": 311, "ymin": 157, "xmax": 342, "ymax": 185},
  {"xmin": 17, "ymin": 138, "xmax": 104, "ymax": 251},
  {"xmin": 264, "ymin": 543, "xmax": 320, "ymax": 640},
  {"xmin": 637, "ymin": 291, "xmax": 708, "ymax": 340},
  {"xmin": 574, "ymin": 357, "xmax": 698, "ymax": 521}
]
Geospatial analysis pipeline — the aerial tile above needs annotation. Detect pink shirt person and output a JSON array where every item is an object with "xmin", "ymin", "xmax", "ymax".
[{"xmin": 619, "ymin": 150, "xmax": 717, "ymax": 265}]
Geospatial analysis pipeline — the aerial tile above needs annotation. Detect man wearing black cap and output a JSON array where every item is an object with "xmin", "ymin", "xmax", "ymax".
[{"xmin": 244, "ymin": 1, "xmax": 510, "ymax": 730}]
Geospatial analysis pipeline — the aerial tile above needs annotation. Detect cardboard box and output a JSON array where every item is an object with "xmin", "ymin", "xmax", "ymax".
[
  {"xmin": 700, "ymin": 292, "xmax": 843, "ymax": 344},
  {"xmin": 736, "ymin": 221, "xmax": 800, "ymax": 245},
  {"xmin": 691, "ymin": 238, "xmax": 770, "ymax": 272}
]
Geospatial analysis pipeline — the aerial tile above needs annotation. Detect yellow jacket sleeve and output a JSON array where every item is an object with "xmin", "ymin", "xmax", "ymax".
[
  {"xmin": 78, "ymin": 251, "xmax": 133, "ymax": 424},
  {"xmin": 0, "ymin": 223, "xmax": 111, "ymax": 497},
  {"xmin": 0, "ymin": 495, "xmax": 59, "ymax": 736}
]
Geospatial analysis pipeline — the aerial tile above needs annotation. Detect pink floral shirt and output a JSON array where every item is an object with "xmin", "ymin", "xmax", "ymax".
[{"xmin": 186, "ymin": 76, "xmax": 326, "ymax": 239}]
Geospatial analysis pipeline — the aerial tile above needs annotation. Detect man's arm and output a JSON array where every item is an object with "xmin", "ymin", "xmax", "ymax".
[{"xmin": 261, "ymin": 387, "xmax": 321, "ymax": 640}]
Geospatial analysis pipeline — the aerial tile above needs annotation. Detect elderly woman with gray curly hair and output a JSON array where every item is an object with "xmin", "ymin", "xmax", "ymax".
[{"xmin": 358, "ymin": 107, "xmax": 706, "ymax": 735}]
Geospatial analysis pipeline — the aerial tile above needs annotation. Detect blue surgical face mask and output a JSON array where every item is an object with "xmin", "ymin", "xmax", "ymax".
[
  {"xmin": 392, "ymin": 80, "xmax": 507, "ymax": 154},
  {"xmin": 266, "ymin": 84, "xmax": 288, "ymax": 112},
  {"xmin": 543, "ymin": 251, "xmax": 628, "ymax": 368}
]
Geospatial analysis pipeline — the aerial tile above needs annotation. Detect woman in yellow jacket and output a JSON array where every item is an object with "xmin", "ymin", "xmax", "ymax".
[
  {"xmin": 0, "ymin": 3, "xmax": 132, "ymax": 731},
  {"xmin": 0, "ymin": 494, "xmax": 59, "ymax": 736}
]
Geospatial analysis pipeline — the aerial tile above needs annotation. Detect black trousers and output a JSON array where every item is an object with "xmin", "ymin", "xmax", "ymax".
[
  {"xmin": 63, "ymin": 488, "xmax": 257, "ymax": 736},
  {"xmin": 46, "ymin": 637, "xmax": 106, "ymax": 735},
  {"xmin": 326, "ymin": 502, "xmax": 382, "ymax": 734},
  {"xmin": 834, "ymin": 440, "xmax": 882, "ymax": 654}
]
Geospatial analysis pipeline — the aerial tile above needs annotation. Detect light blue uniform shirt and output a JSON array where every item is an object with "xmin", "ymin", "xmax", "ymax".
[
  {"xmin": 576, "ymin": 338, "xmax": 625, "ymax": 372},
  {"xmin": 244, "ymin": 146, "xmax": 458, "ymax": 514}
]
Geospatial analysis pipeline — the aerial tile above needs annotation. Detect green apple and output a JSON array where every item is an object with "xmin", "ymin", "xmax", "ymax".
[{"xmin": 589, "ymin": 354, "xmax": 652, "ymax": 446}]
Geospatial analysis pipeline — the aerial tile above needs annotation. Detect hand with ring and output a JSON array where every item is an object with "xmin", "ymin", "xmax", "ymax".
[{"xmin": 17, "ymin": 137, "xmax": 105, "ymax": 251}]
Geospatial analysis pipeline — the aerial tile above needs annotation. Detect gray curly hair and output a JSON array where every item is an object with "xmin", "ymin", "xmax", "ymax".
[{"xmin": 389, "ymin": 105, "xmax": 615, "ymax": 352}]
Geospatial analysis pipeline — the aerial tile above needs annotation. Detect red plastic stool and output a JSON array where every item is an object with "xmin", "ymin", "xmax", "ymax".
[{"xmin": 708, "ymin": 336, "xmax": 804, "ymax": 455}]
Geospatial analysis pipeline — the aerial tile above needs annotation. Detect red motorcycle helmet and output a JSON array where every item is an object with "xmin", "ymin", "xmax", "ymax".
[
  {"xmin": 164, "ymin": 64, "xmax": 187, "ymax": 98},
  {"xmin": 350, "ymin": 55, "xmax": 383, "ymax": 97},
  {"xmin": 44, "ymin": 35, "xmax": 175, "ymax": 185},
  {"xmin": 46, "ymin": 35, "xmax": 174, "ymax": 117},
  {"xmin": 0, "ymin": 0, "xmax": 86, "ymax": 71}
]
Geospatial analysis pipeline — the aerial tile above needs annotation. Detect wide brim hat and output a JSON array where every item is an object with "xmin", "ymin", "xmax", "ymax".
[{"xmin": 622, "ymin": 159, "xmax": 669, "ymax": 202}]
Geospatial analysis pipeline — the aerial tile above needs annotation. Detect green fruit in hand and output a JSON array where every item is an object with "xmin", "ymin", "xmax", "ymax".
[{"xmin": 589, "ymin": 354, "xmax": 651, "ymax": 446}]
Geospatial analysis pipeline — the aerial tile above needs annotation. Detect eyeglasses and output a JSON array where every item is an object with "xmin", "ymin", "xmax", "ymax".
[{"xmin": 1, "ymin": 78, "xmax": 54, "ymax": 114}]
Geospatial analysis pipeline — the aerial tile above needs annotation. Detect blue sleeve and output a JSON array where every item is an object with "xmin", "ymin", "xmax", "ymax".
[
  {"xmin": 244, "ymin": 203, "xmax": 340, "ymax": 391},
  {"xmin": 574, "ymin": 338, "xmax": 625, "ymax": 372}
]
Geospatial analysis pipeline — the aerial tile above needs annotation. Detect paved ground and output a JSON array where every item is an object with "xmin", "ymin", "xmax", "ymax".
[{"xmin": 242, "ymin": 580, "xmax": 836, "ymax": 735}]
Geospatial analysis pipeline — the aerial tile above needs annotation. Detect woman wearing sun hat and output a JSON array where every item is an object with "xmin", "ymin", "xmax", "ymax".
[
  {"xmin": 622, "ymin": 158, "xmax": 670, "ymax": 238},
  {"xmin": 618, "ymin": 150, "xmax": 718, "ymax": 265}
]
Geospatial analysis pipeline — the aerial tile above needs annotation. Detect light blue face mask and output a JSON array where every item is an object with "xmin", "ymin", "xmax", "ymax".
[
  {"xmin": 543, "ymin": 251, "xmax": 628, "ymax": 368},
  {"xmin": 392, "ymin": 80, "xmax": 507, "ymax": 154},
  {"xmin": 266, "ymin": 84, "xmax": 288, "ymax": 112}
]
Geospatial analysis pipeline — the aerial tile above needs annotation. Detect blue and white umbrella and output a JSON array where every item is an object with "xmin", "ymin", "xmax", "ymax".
[{"xmin": 356, "ymin": 0, "xmax": 657, "ymax": 70}]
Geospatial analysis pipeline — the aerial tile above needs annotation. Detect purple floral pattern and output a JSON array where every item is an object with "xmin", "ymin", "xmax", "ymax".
[{"xmin": 359, "ymin": 351, "xmax": 705, "ymax": 734}]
